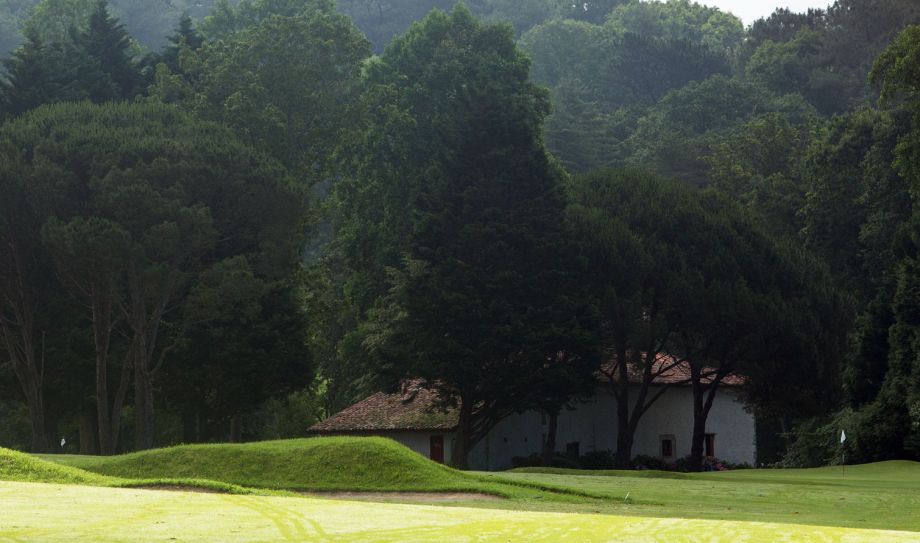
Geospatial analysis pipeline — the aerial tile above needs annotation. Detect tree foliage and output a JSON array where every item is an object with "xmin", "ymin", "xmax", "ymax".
[
  {"xmin": 0, "ymin": 101, "xmax": 310, "ymax": 451},
  {"xmin": 154, "ymin": 1, "xmax": 370, "ymax": 182},
  {"xmin": 335, "ymin": 5, "xmax": 598, "ymax": 468}
]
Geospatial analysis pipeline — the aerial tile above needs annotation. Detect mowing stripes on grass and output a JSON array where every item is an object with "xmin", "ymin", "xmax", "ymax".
[{"xmin": 0, "ymin": 481, "xmax": 917, "ymax": 543}]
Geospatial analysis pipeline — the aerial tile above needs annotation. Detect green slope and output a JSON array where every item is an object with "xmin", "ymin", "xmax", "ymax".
[
  {"xmin": 0, "ymin": 447, "xmax": 114, "ymax": 486},
  {"xmin": 37, "ymin": 437, "xmax": 597, "ymax": 499},
  {"xmin": 44, "ymin": 437, "xmax": 470, "ymax": 492}
]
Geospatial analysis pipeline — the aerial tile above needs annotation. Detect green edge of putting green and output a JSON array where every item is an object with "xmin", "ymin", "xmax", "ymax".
[
  {"xmin": 29, "ymin": 437, "xmax": 617, "ymax": 502},
  {"xmin": 488, "ymin": 460, "xmax": 920, "ymax": 532},
  {"xmin": 512, "ymin": 459, "xmax": 920, "ymax": 485},
  {"xmin": 1, "ymin": 480, "xmax": 918, "ymax": 543}
]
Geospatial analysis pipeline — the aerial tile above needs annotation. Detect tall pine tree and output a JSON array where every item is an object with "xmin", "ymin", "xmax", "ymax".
[
  {"xmin": 0, "ymin": 28, "xmax": 86, "ymax": 119},
  {"xmin": 76, "ymin": 0, "xmax": 141, "ymax": 101}
]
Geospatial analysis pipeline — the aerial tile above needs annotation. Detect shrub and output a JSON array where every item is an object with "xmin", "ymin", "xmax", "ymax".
[
  {"xmin": 631, "ymin": 454, "xmax": 673, "ymax": 471},
  {"xmin": 781, "ymin": 407, "xmax": 906, "ymax": 468},
  {"xmin": 511, "ymin": 453, "xmax": 581, "ymax": 469},
  {"xmin": 579, "ymin": 450, "xmax": 617, "ymax": 470}
]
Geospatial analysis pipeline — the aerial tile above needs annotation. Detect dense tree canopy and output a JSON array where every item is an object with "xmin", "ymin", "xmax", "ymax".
[
  {"xmin": 154, "ymin": 1, "xmax": 370, "ymax": 181},
  {"xmin": 568, "ymin": 170, "xmax": 846, "ymax": 470},
  {"xmin": 0, "ymin": 101, "xmax": 310, "ymax": 451},
  {"xmin": 1, "ymin": 0, "xmax": 919, "ymax": 470},
  {"xmin": 334, "ymin": 5, "xmax": 597, "ymax": 468}
]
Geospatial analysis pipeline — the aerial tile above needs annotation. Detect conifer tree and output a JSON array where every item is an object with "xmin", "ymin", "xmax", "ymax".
[
  {"xmin": 154, "ymin": 14, "xmax": 203, "ymax": 73},
  {"xmin": 76, "ymin": 0, "xmax": 141, "ymax": 101},
  {"xmin": 0, "ymin": 28, "xmax": 85, "ymax": 119}
]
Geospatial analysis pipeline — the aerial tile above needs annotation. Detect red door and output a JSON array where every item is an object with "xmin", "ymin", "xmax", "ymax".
[{"xmin": 429, "ymin": 435, "xmax": 444, "ymax": 463}]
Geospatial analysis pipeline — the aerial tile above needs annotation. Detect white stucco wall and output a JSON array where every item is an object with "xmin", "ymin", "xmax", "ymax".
[
  {"xmin": 377, "ymin": 431, "xmax": 455, "ymax": 466},
  {"xmin": 466, "ymin": 384, "xmax": 756, "ymax": 470},
  {"xmin": 468, "ymin": 411, "xmax": 542, "ymax": 471},
  {"xmin": 631, "ymin": 386, "xmax": 756, "ymax": 465}
]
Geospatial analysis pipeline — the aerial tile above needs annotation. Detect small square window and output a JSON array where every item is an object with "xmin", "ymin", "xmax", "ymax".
[
  {"xmin": 566, "ymin": 441, "xmax": 580, "ymax": 458},
  {"xmin": 660, "ymin": 435, "xmax": 676, "ymax": 458}
]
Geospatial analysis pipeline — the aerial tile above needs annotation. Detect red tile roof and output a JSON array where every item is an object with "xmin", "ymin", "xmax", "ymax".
[
  {"xmin": 598, "ymin": 352, "xmax": 746, "ymax": 387},
  {"xmin": 309, "ymin": 380, "xmax": 458, "ymax": 433},
  {"xmin": 309, "ymin": 357, "xmax": 745, "ymax": 434}
]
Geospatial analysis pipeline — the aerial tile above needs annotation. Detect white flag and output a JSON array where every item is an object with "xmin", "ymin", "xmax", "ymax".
[{"xmin": 840, "ymin": 430, "xmax": 847, "ymax": 444}]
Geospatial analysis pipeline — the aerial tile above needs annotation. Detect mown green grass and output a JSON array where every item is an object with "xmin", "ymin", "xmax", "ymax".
[
  {"xmin": 33, "ymin": 437, "xmax": 603, "ymax": 501},
  {"xmin": 19, "ymin": 438, "xmax": 920, "ymax": 535},
  {"xmin": 41, "ymin": 437, "xmax": 469, "ymax": 491},
  {"xmin": 0, "ymin": 446, "xmax": 114, "ymax": 486},
  {"xmin": 1, "ymin": 481, "xmax": 917, "ymax": 542},
  {"xmin": 482, "ymin": 460, "xmax": 920, "ymax": 532},
  {"xmin": 0, "ymin": 446, "xmax": 260, "ymax": 494}
]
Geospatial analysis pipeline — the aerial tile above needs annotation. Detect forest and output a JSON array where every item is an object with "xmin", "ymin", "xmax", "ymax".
[{"xmin": 0, "ymin": 0, "xmax": 918, "ymax": 470}]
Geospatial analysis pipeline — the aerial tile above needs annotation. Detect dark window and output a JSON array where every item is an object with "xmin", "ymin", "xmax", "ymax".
[
  {"xmin": 566, "ymin": 441, "xmax": 580, "ymax": 458},
  {"xmin": 661, "ymin": 437, "xmax": 674, "ymax": 458},
  {"xmin": 705, "ymin": 433, "xmax": 716, "ymax": 457},
  {"xmin": 429, "ymin": 435, "xmax": 444, "ymax": 463}
]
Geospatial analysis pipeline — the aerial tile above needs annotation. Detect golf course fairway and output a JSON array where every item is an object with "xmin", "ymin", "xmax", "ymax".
[{"xmin": 0, "ymin": 481, "xmax": 917, "ymax": 543}]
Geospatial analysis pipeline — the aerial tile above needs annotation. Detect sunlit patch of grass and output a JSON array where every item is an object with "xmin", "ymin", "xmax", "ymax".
[
  {"xmin": 0, "ymin": 481, "xmax": 917, "ymax": 543},
  {"xmin": 22, "ymin": 440, "xmax": 920, "ymax": 533}
]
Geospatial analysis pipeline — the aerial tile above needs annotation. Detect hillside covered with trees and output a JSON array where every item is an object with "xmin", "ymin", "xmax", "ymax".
[{"xmin": 1, "ymin": 0, "xmax": 918, "ymax": 469}]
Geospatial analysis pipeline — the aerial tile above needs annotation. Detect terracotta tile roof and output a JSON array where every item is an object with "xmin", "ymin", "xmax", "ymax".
[
  {"xmin": 309, "ymin": 358, "xmax": 745, "ymax": 434},
  {"xmin": 309, "ymin": 380, "xmax": 458, "ymax": 433},
  {"xmin": 598, "ymin": 352, "xmax": 746, "ymax": 387}
]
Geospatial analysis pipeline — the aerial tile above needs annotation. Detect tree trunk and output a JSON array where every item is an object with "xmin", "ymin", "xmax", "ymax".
[
  {"xmin": 1, "ymin": 225, "xmax": 50, "ymax": 454},
  {"xmin": 25, "ymin": 387, "xmax": 49, "ymax": 453},
  {"xmin": 108, "ymin": 346, "xmax": 132, "ymax": 454},
  {"xmin": 689, "ymin": 371, "xmax": 722, "ymax": 472},
  {"xmin": 126, "ymin": 262, "xmax": 177, "ymax": 452},
  {"xmin": 132, "ymin": 323, "xmax": 156, "ymax": 451},
  {"xmin": 134, "ymin": 356, "xmax": 155, "ymax": 451},
  {"xmin": 689, "ymin": 380, "xmax": 707, "ymax": 472},
  {"xmin": 2, "ymin": 313, "xmax": 49, "ymax": 453},
  {"xmin": 541, "ymin": 410, "xmax": 558, "ymax": 466},
  {"xmin": 613, "ymin": 344, "xmax": 632, "ymax": 469},
  {"xmin": 8, "ymin": 348, "xmax": 49, "ymax": 453},
  {"xmin": 182, "ymin": 407, "xmax": 200, "ymax": 443},
  {"xmin": 229, "ymin": 415, "xmax": 243, "ymax": 442},
  {"xmin": 92, "ymin": 291, "xmax": 115, "ymax": 455},
  {"xmin": 615, "ymin": 423, "xmax": 635, "ymax": 469},
  {"xmin": 79, "ymin": 412, "xmax": 99, "ymax": 455},
  {"xmin": 450, "ymin": 397, "xmax": 473, "ymax": 470}
]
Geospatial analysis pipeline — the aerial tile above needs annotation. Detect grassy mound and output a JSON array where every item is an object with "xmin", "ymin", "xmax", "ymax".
[
  {"xmin": 44, "ymin": 437, "xmax": 494, "ymax": 493},
  {"xmin": 39, "ymin": 437, "xmax": 615, "ymax": 500},
  {"xmin": 1, "ymin": 446, "xmax": 254, "ymax": 494},
  {"xmin": 0, "ymin": 447, "xmax": 114, "ymax": 486}
]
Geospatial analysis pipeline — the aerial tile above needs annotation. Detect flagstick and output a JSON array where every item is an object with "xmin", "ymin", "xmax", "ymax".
[{"xmin": 840, "ymin": 429, "xmax": 847, "ymax": 479}]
